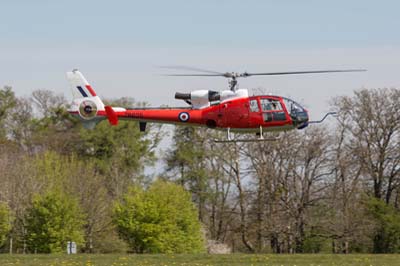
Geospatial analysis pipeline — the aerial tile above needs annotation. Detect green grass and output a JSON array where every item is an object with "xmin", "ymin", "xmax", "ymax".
[{"xmin": 0, "ymin": 254, "xmax": 400, "ymax": 266}]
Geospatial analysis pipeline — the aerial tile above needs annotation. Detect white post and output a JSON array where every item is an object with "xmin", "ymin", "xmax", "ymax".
[{"xmin": 9, "ymin": 237, "xmax": 12, "ymax": 255}]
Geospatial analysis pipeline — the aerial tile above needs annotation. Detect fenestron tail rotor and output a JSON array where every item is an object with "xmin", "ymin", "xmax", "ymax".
[{"xmin": 161, "ymin": 65, "xmax": 367, "ymax": 91}]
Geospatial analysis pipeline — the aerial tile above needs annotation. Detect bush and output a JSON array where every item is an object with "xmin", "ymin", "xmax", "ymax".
[
  {"xmin": 114, "ymin": 180, "xmax": 204, "ymax": 253},
  {"xmin": 25, "ymin": 191, "xmax": 85, "ymax": 253},
  {"xmin": 367, "ymin": 197, "xmax": 400, "ymax": 253}
]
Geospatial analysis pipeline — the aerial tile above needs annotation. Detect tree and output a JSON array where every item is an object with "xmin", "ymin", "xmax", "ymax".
[
  {"xmin": 29, "ymin": 151, "xmax": 118, "ymax": 253},
  {"xmin": 327, "ymin": 108, "xmax": 372, "ymax": 253},
  {"xmin": 31, "ymin": 89, "xmax": 66, "ymax": 119},
  {"xmin": 29, "ymin": 90, "xmax": 81, "ymax": 155},
  {"xmin": 78, "ymin": 98, "xmax": 161, "ymax": 197},
  {"xmin": 243, "ymin": 128, "xmax": 333, "ymax": 253},
  {"xmin": 114, "ymin": 180, "xmax": 204, "ymax": 253},
  {"xmin": 5, "ymin": 97, "xmax": 34, "ymax": 150},
  {"xmin": 0, "ymin": 202, "xmax": 11, "ymax": 247},
  {"xmin": 165, "ymin": 127, "xmax": 238, "ymax": 248},
  {"xmin": 0, "ymin": 86, "xmax": 17, "ymax": 139},
  {"xmin": 333, "ymin": 88, "xmax": 400, "ymax": 252},
  {"xmin": 220, "ymin": 141, "xmax": 254, "ymax": 253},
  {"xmin": 25, "ymin": 191, "xmax": 85, "ymax": 253},
  {"xmin": 65, "ymin": 157, "xmax": 117, "ymax": 253},
  {"xmin": 165, "ymin": 127, "xmax": 211, "ymax": 222},
  {"xmin": 333, "ymin": 88, "xmax": 400, "ymax": 202}
]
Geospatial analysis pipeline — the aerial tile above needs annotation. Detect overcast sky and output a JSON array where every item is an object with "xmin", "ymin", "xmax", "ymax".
[{"xmin": 1, "ymin": 0, "xmax": 399, "ymax": 120}]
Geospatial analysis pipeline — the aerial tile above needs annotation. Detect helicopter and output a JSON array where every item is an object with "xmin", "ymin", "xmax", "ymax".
[{"xmin": 66, "ymin": 67, "xmax": 365, "ymax": 142}]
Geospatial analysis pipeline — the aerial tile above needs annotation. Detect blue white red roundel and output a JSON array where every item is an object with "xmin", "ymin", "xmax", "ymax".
[{"xmin": 178, "ymin": 112, "xmax": 190, "ymax": 122}]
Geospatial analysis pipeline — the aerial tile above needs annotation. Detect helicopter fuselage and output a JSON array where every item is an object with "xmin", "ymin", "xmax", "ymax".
[
  {"xmin": 69, "ymin": 89, "xmax": 309, "ymax": 133},
  {"xmin": 66, "ymin": 69, "xmax": 361, "ymax": 137}
]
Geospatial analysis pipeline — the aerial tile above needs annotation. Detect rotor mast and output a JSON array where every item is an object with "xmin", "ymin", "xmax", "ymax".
[
  {"xmin": 229, "ymin": 76, "xmax": 238, "ymax": 91},
  {"xmin": 222, "ymin": 72, "xmax": 241, "ymax": 91}
]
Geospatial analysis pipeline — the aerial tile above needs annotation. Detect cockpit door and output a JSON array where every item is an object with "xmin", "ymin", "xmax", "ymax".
[
  {"xmin": 259, "ymin": 98, "xmax": 287, "ymax": 122},
  {"xmin": 248, "ymin": 98, "xmax": 262, "ymax": 127},
  {"xmin": 221, "ymin": 99, "xmax": 249, "ymax": 128}
]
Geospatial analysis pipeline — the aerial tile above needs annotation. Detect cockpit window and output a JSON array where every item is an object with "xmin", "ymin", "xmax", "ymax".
[
  {"xmin": 282, "ymin": 97, "xmax": 305, "ymax": 115},
  {"xmin": 249, "ymin": 99, "xmax": 259, "ymax": 112},
  {"xmin": 260, "ymin": 99, "xmax": 283, "ymax": 111},
  {"xmin": 282, "ymin": 97, "xmax": 309, "ymax": 128}
]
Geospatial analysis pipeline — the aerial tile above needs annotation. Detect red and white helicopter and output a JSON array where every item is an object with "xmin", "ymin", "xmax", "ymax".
[{"xmin": 67, "ymin": 68, "xmax": 365, "ymax": 142}]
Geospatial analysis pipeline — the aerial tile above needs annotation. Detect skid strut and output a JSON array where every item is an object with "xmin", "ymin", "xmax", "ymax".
[
  {"xmin": 258, "ymin": 125, "xmax": 264, "ymax": 140},
  {"xmin": 227, "ymin": 127, "xmax": 232, "ymax": 141}
]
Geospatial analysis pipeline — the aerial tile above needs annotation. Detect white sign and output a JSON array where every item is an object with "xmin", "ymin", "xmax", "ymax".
[{"xmin": 67, "ymin": 241, "xmax": 77, "ymax": 254}]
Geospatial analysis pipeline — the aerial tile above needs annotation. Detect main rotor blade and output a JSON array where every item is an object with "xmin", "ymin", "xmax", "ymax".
[
  {"xmin": 243, "ymin": 69, "xmax": 366, "ymax": 77},
  {"xmin": 164, "ymin": 74, "xmax": 223, "ymax": 76},
  {"xmin": 159, "ymin": 65, "xmax": 224, "ymax": 75}
]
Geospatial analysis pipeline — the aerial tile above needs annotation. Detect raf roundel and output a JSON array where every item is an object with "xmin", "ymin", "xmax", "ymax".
[{"xmin": 178, "ymin": 112, "xmax": 190, "ymax": 122}]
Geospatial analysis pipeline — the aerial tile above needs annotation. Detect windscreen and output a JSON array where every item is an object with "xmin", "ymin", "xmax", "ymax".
[{"xmin": 282, "ymin": 97, "xmax": 309, "ymax": 128}]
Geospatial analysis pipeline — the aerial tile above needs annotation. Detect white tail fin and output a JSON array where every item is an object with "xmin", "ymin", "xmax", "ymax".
[
  {"xmin": 66, "ymin": 69, "xmax": 107, "ymax": 129},
  {"xmin": 66, "ymin": 69, "xmax": 97, "ymax": 99},
  {"xmin": 66, "ymin": 69, "xmax": 105, "ymax": 110}
]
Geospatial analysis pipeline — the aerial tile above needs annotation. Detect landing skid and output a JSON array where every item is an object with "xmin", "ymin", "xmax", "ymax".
[
  {"xmin": 213, "ymin": 137, "xmax": 277, "ymax": 143},
  {"xmin": 213, "ymin": 126, "xmax": 278, "ymax": 143}
]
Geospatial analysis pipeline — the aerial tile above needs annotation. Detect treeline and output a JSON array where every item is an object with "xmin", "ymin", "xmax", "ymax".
[
  {"xmin": 0, "ymin": 87, "xmax": 203, "ymax": 253},
  {"xmin": 0, "ymin": 86, "xmax": 399, "ymax": 254}
]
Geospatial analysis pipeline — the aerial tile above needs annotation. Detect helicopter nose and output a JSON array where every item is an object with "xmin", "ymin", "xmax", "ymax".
[{"xmin": 296, "ymin": 111, "xmax": 309, "ymax": 129}]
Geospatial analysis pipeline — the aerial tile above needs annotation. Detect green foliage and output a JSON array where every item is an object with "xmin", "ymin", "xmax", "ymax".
[
  {"xmin": 32, "ymin": 151, "xmax": 69, "ymax": 190},
  {"xmin": 366, "ymin": 197, "xmax": 400, "ymax": 253},
  {"xmin": 25, "ymin": 191, "xmax": 86, "ymax": 253},
  {"xmin": 303, "ymin": 234, "xmax": 330, "ymax": 253},
  {"xmin": 165, "ymin": 127, "xmax": 213, "ymax": 221},
  {"xmin": 0, "ymin": 202, "xmax": 11, "ymax": 247},
  {"xmin": 90, "ymin": 229, "xmax": 129, "ymax": 253},
  {"xmin": 114, "ymin": 180, "xmax": 205, "ymax": 253},
  {"xmin": 28, "ymin": 151, "xmax": 118, "ymax": 254},
  {"xmin": 78, "ymin": 97, "xmax": 157, "ymax": 178},
  {"xmin": 166, "ymin": 127, "xmax": 208, "ymax": 178},
  {"xmin": 0, "ymin": 86, "xmax": 16, "ymax": 119},
  {"xmin": 78, "ymin": 120, "xmax": 155, "ymax": 176}
]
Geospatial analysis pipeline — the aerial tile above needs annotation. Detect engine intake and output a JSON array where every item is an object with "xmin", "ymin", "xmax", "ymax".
[
  {"xmin": 208, "ymin": 90, "xmax": 220, "ymax": 101},
  {"xmin": 175, "ymin": 92, "xmax": 191, "ymax": 100}
]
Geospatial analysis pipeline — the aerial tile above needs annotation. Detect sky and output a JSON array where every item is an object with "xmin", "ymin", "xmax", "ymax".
[{"xmin": 1, "ymin": 0, "xmax": 400, "ymax": 120}]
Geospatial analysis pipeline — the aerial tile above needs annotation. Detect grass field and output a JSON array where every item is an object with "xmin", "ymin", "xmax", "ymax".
[{"xmin": 0, "ymin": 254, "xmax": 400, "ymax": 266}]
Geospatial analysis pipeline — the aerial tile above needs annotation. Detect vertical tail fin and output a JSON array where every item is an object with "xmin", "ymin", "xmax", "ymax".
[
  {"xmin": 66, "ymin": 69, "xmax": 124, "ymax": 129},
  {"xmin": 66, "ymin": 69, "xmax": 106, "ymax": 129},
  {"xmin": 66, "ymin": 69, "xmax": 105, "ymax": 110},
  {"xmin": 67, "ymin": 69, "xmax": 98, "ymax": 99}
]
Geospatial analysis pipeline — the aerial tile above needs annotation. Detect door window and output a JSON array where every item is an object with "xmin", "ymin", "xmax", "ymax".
[
  {"xmin": 249, "ymin": 99, "xmax": 259, "ymax": 112},
  {"xmin": 260, "ymin": 99, "xmax": 283, "ymax": 111},
  {"xmin": 272, "ymin": 112, "xmax": 286, "ymax": 121},
  {"xmin": 263, "ymin": 113, "xmax": 272, "ymax": 122}
]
